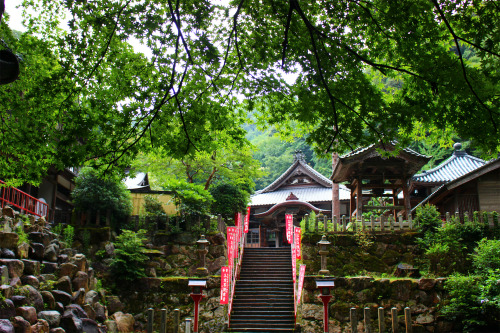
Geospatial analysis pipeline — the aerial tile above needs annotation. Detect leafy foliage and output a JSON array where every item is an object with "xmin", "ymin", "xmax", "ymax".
[
  {"xmin": 415, "ymin": 204, "xmax": 442, "ymax": 233},
  {"xmin": 109, "ymin": 229, "xmax": 148, "ymax": 283},
  {"xmin": 62, "ymin": 225, "xmax": 75, "ymax": 247},
  {"xmin": 2, "ymin": 0, "xmax": 498, "ymax": 184},
  {"xmin": 71, "ymin": 167, "xmax": 132, "ymax": 227},
  {"xmin": 472, "ymin": 238, "xmax": 500, "ymax": 274},
  {"xmin": 210, "ymin": 183, "xmax": 249, "ymax": 220},
  {"xmin": 143, "ymin": 195, "xmax": 166, "ymax": 217}
]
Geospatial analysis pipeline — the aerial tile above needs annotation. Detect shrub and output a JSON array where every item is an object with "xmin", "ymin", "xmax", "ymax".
[
  {"xmin": 62, "ymin": 225, "xmax": 75, "ymax": 246},
  {"xmin": 210, "ymin": 183, "xmax": 249, "ymax": 220},
  {"xmin": 143, "ymin": 195, "xmax": 165, "ymax": 217},
  {"xmin": 72, "ymin": 167, "xmax": 132, "ymax": 228},
  {"xmin": 472, "ymin": 238, "xmax": 500, "ymax": 274},
  {"xmin": 414, "ymin": 203, "xmax": 441, "ymax": 233},
  {"xmin": 110, "ymin": 229, "xmax": 148, "ymax": 283},
  {"xmin": 442, "ymin": 274, "xmax": 485, "ymax": 330}
]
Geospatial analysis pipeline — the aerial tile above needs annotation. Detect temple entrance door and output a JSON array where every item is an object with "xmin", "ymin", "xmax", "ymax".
[{"xmin": 245, "ymin": 228, "xmax": 260, "ymax": 248}]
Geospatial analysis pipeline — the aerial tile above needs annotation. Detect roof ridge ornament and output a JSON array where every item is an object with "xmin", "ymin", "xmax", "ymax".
[
  {"xmin": 286, "ymin": 192, "xmax": 299, "ymax": 201},
  {"xmin": 294, "ymin": 150, "xmax": 306, "ymax": 162},
  {"xmin": 453, "ymin": 142, "xmax": 466, "ymax": 156}
]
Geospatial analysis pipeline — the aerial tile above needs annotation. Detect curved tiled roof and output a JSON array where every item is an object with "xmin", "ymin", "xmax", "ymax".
[
  {"xmin": 413, "ymin": 150, "xmax": 485, "ymax": 183},
  {"xmin": 250, "ymin": 186, "xmax": 350, "ymax": 207},
  {"xmin": 258, "ymin": 156, "xmax": 332, "ymax": 194},
  {"xmin": 340, "ymin": 141, "xmax": 429, "ymax": 159}
]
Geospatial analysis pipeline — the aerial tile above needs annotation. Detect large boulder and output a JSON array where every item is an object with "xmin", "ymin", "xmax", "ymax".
[
  {"xmin": 29, "ymin": 243, "xmax": 45, "ymax": 261},
  {"xmin": 0, "ymin": 233, "xmax": 18, "ymax": 250},
  {"xmin": 0, "ymin": 299, "xmax": 16, "ymax": 320},
  {"xmin": 57, "ymin": 263, "xmax": 78, "ymax": 279},
  {"xmin": 11, "ymin": 316, "xmax": 31, "ymax": 333},
  {"xmin": 51, "ymin": 291, "xmax": 73, "ymax": 307},
  {"xmin": 15, "ymin": 306, "xmax": 38, "ymax": 325},
  {"xmin": 0, "ymin": 285, "xmax": 13, "ymax": 299},
  {"xmin": 38, "ymin": 311, "xmax": 62, "ymax": 328},
  {"xmin": 70, "ymin": 255, "xmax": 87, "ymax": 273},
  {"xmin": 2, "ymin": 206, "xmax": 15, "ymax": 218},
  {"xmin": 105, "ymin": 296, "xmax": 124, "ymax": 316},
  {"xmin": 0, "ymin": 260, "xmax": 24, "ymax": 280},
  {"xmin": 10, "ymin": 295, "xmax": 27, "ymax": 307},
  {"xmin": 0, "ymin": 319, "xmax": 14, "ymax": 333},
  {"xmin": 81, "ymin": 319, "xmax": 99, "ymax": 333},
  {"xmin": 55, "ymin": 277, "xmax": 73, "ymax": 295},
  {"xmin": 44, "ymin": 244, "xmax": 59, "ymax": 263},
  {"xmin": 31, "ymin": 319, "xmax": 50, "ymax": 333},
  {"xmin": 84, "ymin": 291, "xmax": 99, "ymax": 306},
  {"xmin": 41, "ymin": 291, "xmax": 56, "ymax": 310},
  {"xmin": 93, "ymin": 303, "xmax": 106, "ymax": 323},
  {"xmin": 21, "ymin": 275, "xmax": 40, "ymax": 289},
  {"xmin": 72, "ymin": 272, "xmax": 88, "ymax": 292},
  {"xmin": 18, "ymin": 285, "xmax": 44, "ymax": 311},
  {"xmin": 60, "ymin": 309, "xmax": 83, "ymax": 333},
  {"xmin": 16, "ymin": 243, "xmax": 29, "ymax": 260},
  {"xmin": 41, "ymin": 262, "xmax": 58, "ymax": 275},
  {"xmin": 29, "ymin": 233, "xmax": 55, "ymax": 247},
  {"xmin": 111, "ymin": 312, "xmax": 134, "ymax": 333},
  {"xmin": 0, "ymin": 249, "xmax": 16, "ymax": 259},
  {"xmin": 22, "ymin": 260, "xmax": 41, "ymax": 276},
  {"xmin": 72, "ymin": 289, "xmax": 85, "ymax": 307}
]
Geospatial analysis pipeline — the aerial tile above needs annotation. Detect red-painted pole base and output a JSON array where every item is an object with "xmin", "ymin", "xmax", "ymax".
[
  {"xmin": 318, "ymin": 295, "xmax": 333, "ymax": 333},
  {"xmin": 190, "ymin": 293, "xmax": 204, "ymax": 332}
]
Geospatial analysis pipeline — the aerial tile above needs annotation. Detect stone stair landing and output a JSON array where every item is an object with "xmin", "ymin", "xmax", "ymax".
[{"xmin": 229, "ymin": 247, "xmax": 295, "ymax": 332}]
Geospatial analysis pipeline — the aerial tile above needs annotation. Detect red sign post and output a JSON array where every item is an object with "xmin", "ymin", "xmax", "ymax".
[
  {"xmin": 296, "ymin": 265, "xmax": 306, "ymax": 307},
  {"xmin": 244, "ymin": 207, "xmax": 250, "ymax": 233},
  {"xmin": 286, "ymin": 214, "xmax": 293, "ymax": 243},
  {"xmin": 220, "ymin": 266, "xmax": 229, "ymax": 304},
  {"xmin": 294, "ymin": 227, "xmax": 302, "ymax": 259}
]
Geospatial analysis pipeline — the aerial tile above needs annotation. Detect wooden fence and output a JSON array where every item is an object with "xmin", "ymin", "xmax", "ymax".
[
  {"xmin": 348, "ymin": 306, "xmax": 414, "ymax": 333},
  {"xmin": 302, "ymin": 210, "xmax": 499, "ymax": 234}
]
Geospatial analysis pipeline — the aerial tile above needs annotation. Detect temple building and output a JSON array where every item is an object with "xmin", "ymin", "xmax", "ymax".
[
  {"xmin": 410, "ymin": 143, "xmax": 486, "ymax": 208},
  {"xmin": 331, "ymin": 142, "xmax": 430, "ymax": 219},
  {"xmin": 248, "ymin": 151, "xmax": 350, "ymax": 248}
]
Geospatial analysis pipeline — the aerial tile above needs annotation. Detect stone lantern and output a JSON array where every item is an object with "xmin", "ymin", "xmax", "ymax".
[
  {"xmin": 196, "ymin": 235, "xmax": 209, "ymax": 276},
  {"xmin": 317, "ymin": 235, "xmax": 330, "ymax": 275}
]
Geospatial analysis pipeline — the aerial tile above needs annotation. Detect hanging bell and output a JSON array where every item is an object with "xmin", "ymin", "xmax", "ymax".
[{"xmin": 0, "ymin": 49, "xmax": 20, "ymax": 85}]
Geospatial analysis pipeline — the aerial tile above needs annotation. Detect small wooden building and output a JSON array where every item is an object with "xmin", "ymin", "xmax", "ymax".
[
  {"xmin": 414, "ymin": 157, "xmax": 500, "ymax": 216},
  {"xmin": 331, "ymin": 142, "xmax": 430, "ymax": 219},
  {"xmin": 410, "ymin": 143, "xmax": 486, "ymax": 208},
  {"xmin": 249, "ymin": 151, "xmax": 350, "ymax": 248}
]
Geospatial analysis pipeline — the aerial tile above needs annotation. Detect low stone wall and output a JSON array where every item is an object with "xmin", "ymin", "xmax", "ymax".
[
  {"xmin": 301, "ymin": 232, "xmax": 422, "ymax": 276},
  {"xmin": 299, "ymin": 276, "xmax": 452, "ymax": 332}
]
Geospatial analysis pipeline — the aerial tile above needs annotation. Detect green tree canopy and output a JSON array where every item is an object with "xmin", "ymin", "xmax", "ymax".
[
  {"xmin": 210, "ymin": 182, "xmax": 249, "ymax": 219},
  {"xmin": 1, "ymin": 0, "xmax": 499, "ymax": 184},
  {"xmin": 71, "ymin": 167, "xmax": 132, "ymax": 224}
]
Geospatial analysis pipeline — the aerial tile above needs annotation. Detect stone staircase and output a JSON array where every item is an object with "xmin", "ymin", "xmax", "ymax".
[{"xmin": 229, "ymin": 247, "xmax": 295, "ymax": 332}]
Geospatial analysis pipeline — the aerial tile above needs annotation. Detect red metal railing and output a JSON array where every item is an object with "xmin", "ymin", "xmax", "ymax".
[
  {"xmin": 227, "ymin": 218, "xmax": 245, "ymax": 327},
  {"xmin": 0, "ymin": 180, "xmax": 49, "ymax": 218}
]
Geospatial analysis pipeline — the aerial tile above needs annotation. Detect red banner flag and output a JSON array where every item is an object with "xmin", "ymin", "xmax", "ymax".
[
  {"xmin": 220, "ymin": 266, "xmax": 230, "ymax": 304},
  {"xmin": 244, "ymin": 207, "xmax": 250, "ymax": 233},
  {"xmin": 227, "ymin": 227, "xmax": 238, "ymax": 259},
  {"xmin": 296, "ymin": 265, "xmax": 306, "ymax": 306},
  {"xmin": 294, "ymin": 227, "xmax": 302, "ymax": 259},
  {"xmin": 286, "ymin": 214, "xmax": 293, "ymax": 243},
  {"xmin": 292, "ymin": 241, "xmax": 297, "ymax": 283}
]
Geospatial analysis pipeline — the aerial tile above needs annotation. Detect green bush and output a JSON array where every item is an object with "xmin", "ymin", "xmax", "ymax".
[
  {"xmin": 472, "ymin": 238, "xmax": 500, "ymax": 274},
  {"xmin": 414, "ymin": 203, "xmax": 441, "ymax": 233},
  {"xmin": 143, "ymin": 195, "xmax": 165, "ymax": 217},
  {"xmin": 72, "ymin": 167, "xmax": 132, "ymax": 228},
  {"xmin": 110, "ymin": 229, "xmax": 148, "ymax": 283},
  {"xmin": 63, "ymin": 225, "xmax": 75, "ymax": 246},
  {"xmin": 442, "ymin": 274, "xmax": 485, "ymax": 330}
]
